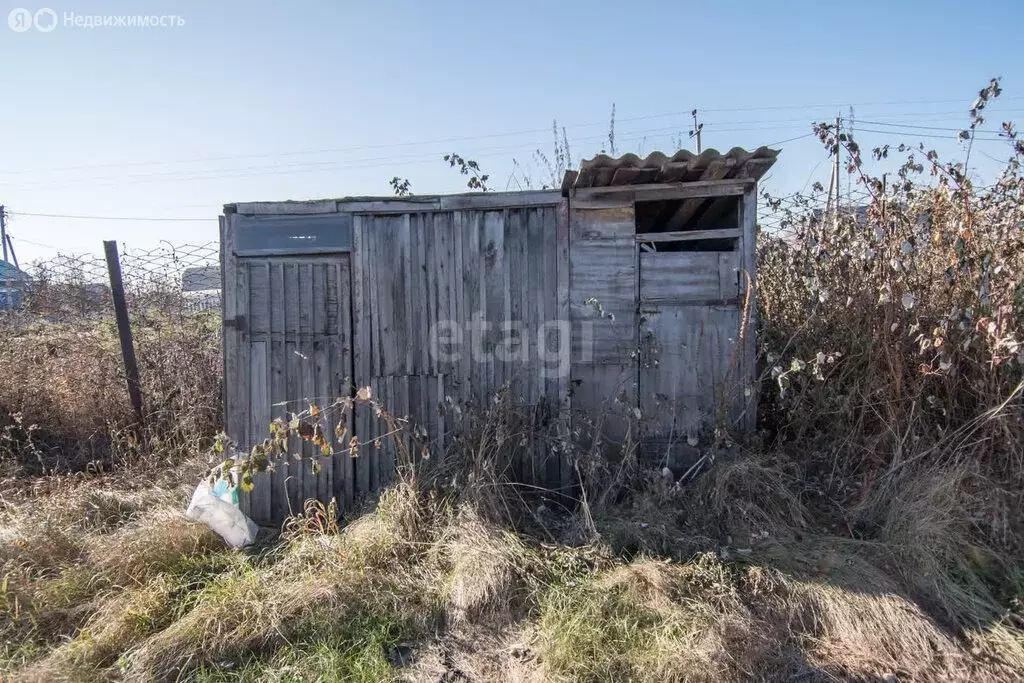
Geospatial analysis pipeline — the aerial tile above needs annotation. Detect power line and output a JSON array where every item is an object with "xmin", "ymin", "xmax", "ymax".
[
  {"xmin": 5, "ymin": 233, "xmax": 64, "ymax": 250},
  {"xmin": 857, "ymin": 120, "xmax": 1003, "ymax": 134},
  {"xmin": 2, "ymin": 124, "xmax": 821, "ymax": 193},
  {"xmin": 855, "ymin": 127, "xmax": 1007, "ymax": 141},
  {"xmin": 700, "ymin": 95, "xmax": 1024, "ymax": 114},
  {"xmin": 6, "ymin": 96, "xmax": 1022, "ymax": 178},
  {"xmin": 8, "ymin": 211, "xmax": 211, "ymax": 222},
  {"xmin": 763, "ymin": 132, "xmax": 816, "ymax": 147}
]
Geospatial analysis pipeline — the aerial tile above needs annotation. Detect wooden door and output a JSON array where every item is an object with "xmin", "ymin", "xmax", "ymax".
[
  {"xmin": 637, "ymin": 249, "xmax": 741, "ymax": 470},
  {"xmin": 224, "ymin": 255, "xmax": 353, "ymax": 521}
]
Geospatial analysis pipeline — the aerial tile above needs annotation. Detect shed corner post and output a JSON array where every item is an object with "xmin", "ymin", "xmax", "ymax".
[
  {"xmin": 740, "ymin": 182, "xmax": 758, "ymax": 433},
  {"xmin": 220, "ymin": 212, "xmax": 244, "ymax": 449}
]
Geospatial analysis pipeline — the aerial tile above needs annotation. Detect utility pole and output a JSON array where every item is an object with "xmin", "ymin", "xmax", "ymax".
[
  {"xmin": 690, "ymin": 109, "xmax": 703, "ymax": 153},
  {"xmin": 1, "ymin": 205, "xmax": 8, "ymax": 264},
  {"xmin": 833, "ymin": 115, "xmax": 841, "ymax": 234},
  {"xmin": 847, "ymin": 106, "xmax": 855, "ymax": 205},
  {"xmin": 5, "ymin": 234, "xmax": 17, "ymax": 270}
]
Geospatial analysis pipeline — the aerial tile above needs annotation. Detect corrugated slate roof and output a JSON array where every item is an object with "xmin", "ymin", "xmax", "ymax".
[{"xmin": 561, "ymin": 146, "xmax": 779, "ymax": 192}]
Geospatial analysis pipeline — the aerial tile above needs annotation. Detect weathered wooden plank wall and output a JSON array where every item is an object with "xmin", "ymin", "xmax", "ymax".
[
  {"xmin": 224, "ymin": 236, "xmax": 353, "ymax": 524},
  {"xmin": 567, "ymin": 197, "xmax": 638, "ymax": 446},
  {"xmin": 350, "ymin": 202, "xmax": 569, "ymax": 491},
  {"xmin": 223, "ymin": 182, "xmax": 759, "ymax": 525}
]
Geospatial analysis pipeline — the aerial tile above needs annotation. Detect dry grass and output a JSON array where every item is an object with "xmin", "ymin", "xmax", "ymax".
[
  {"xmin": 0, "ymin": 311, "xmax": 220, "ymax": 479},
  {"xmin": 1, "ymin": 447, "xmax": 1022, "ymax": 682}
]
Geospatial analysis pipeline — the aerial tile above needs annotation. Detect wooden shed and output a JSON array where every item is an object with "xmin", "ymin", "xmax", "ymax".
[{"xmin": 220, "ymin": 146, "xmax": 777, "ymax": 524}]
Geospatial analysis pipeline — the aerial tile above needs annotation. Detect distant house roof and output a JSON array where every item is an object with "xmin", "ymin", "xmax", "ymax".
[
  {"xmin": 562, "ymin": 146, "xmax": 779, "ymax": 192},
  {"xmin": 0, "ymin": 260, "xmax": 31, "ymax": 284},
  {"xmin": 182, "ymin": 265, "xmax": 221, "ymax": 292}
]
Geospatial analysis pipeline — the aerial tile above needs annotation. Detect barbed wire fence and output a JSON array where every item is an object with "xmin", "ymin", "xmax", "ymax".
[
  {"xmin": 0, "ymin": 242, "xmax": 224, "ymax": 475},
  {"xmin": 9, "ymin": 241, "xmax": 221, "ymax": 321}
]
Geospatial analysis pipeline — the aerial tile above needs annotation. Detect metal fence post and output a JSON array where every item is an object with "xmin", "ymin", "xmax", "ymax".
[{"xmin": 103, "ymin": 240, "xmax": 144, "ymax": 422}]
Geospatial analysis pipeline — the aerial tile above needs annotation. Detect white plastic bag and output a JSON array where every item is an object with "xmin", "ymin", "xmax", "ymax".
[{"xmin": 185, "ymin": 476, "xmax": 258, "ymax": 548}]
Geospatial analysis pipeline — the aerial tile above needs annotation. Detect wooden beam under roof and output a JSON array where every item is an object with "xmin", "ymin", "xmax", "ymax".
[{"xmin": 662, "ymin": 157, "xmax": 738, "ymax": 231}]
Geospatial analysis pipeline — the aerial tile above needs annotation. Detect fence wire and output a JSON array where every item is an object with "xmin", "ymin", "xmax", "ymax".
[{"xmin": 5, "ymin": 242, "xmax": 220, "ymax": 320}]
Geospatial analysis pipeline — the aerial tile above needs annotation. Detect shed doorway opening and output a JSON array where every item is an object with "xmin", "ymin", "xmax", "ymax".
[{"xmin": 635, "ymin": 196, "xmax": 741, "ymax": 252}]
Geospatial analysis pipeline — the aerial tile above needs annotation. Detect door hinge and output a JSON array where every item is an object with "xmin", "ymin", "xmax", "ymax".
[{"xmin": 224, "ymin": 315, "xmax": 247, "ymax": 332}]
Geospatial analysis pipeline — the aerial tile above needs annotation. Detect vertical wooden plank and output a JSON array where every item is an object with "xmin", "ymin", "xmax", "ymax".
[
  {"xmin": 402, "ymin": 213, "xmax": 415, "ymax": 375},
  {"xmin": 349, "ymin": 223, "xmax": 367, "ymax": 509},
  {"xmin": 299, "ymin": 262, "xmax": 314, "ymax": 338},
  {"xmin": 453, "ymin": 211, "xmax": 468, "ymax": 405},
  {"xmin": 536, "ymin": 209, "xmax": 552, "ymax": 484},
  {"xmin": 416, "ymin": 214, "xmax": 432, "ymax": 374},
  {"xmin": 506, "ymin": 209, "xmax": 525, "ymax": 406},
  {"xmin": 249, "ymin": 341, "xmax": 271, "ymax": 523},
  {"xmin": 275, "ymin": 457, "xmax": 292, "ymax": 519},
  {"xmin": 463, "ymin": 211, "xmax": 481, "ymax": 401},
  {"xmin": 433, "ymin": 212, "xmax": 452, "ymax": 381},
  {"xmin": 269, "ymin": 348, "xmax": 287, "ymax": 521},
  {"xmin": 283, "ymin": 262, "xmax": 299, "ymax": 348},
  {"xmin": 248, "ymin": 262, "xmax": 272, "ymax": 520},
  {"xmin": 335, "ymin": 257, "xmax": 353, "ymax": 511},
  {"xmin": 526, "ymin": 209, "xmax": 544, "ymax": 407},
  {"xmin": 543, "ymin": 207, "xmax": 560, "ymax": 400},
  {"xmin": 299, "ymin": 263, "xmax": 316, "ymax": 465},
  {"xmin": 313, "ymin": 334, "xmax": 329, "ymax": 509},
  {"xmin": 220, "ymin": 216, "xmax": 242, "ymax": 445},
  {"xmin": 285, "ymin": 334, "xmax": 303, "ymax": 516},
  {"xmin": 370, "ymin": 375, "xmax": 385, "ymax": 488},
  {"xmin": 424, "ymin": 372, "xmax": 437, "ymax": 455},
  {"xmin": 379, "ymin": 216, "xmax": 398, "ymax": 376},
  {"xmin": 483, "ymin": 210, "xmax": 505, "ymax": 396},
  {"xmin": 505, "ymin": 209, "xmax": 526, "ymax": 483},
  {"xmin": 541, "ymin": 207, "xmax": 560, "ymax": 490},
  {"xmin": 435, "ymin": 373, "xmax": 445, "ymax": 456},
  {"xmin": 270, "ymin": 261, "xmax": 285, "ymax": 334},
  {"xmin": 247, "ymin": 262, "xmax": 270, "ymax": 335},
  {"xmin": 351, "ymin": 218, "xmax": 367, "ymax": 391},
  {"xmin": 357, "ymin": 219, "xmax": 375, "ymax": 498},
  {"xmin": 397, "ymin": 213, "xmax": 412, "ymax": 375},
  {"xmin": 235, "ymin": 262, "xmax": 251, "ymax": 450},
  {"xmin": 328, "ymin": 335, "xmax": 345, "ymax": 514},
  {"xmin": 740, "ymin": 186, "xmax": 758, "ymax": 432},
  {"xmin": 408, "ymin": 374, "xmax": 421, "ymax": 465},
  {"xmin": 555, "ymin": 199, "xmax": 571, "ymax": 493},
  {"xmin": 500, "ymin": 209, "xmax": 513, "ymax": 398},
  {"xmin": 392, "ymin": 374, "xmax": 407, "ymax": 480},
  {"xmin": 418, "ymin": 374, "xmax": 429, "ymax": 462},
  {"xmin": 252, "ymin": 470, "xmax": 272, "ymax": 525},
  {"xmin": 311, "ymin": 263, "xmax": 326, "ymax": 339},
  {"xmin": 364, "ymin": 218, "xmax": 381, "ymax": 378},
  {"xmin": 423, "ymin": 211, "xmax": 436, "ymax": 374}
]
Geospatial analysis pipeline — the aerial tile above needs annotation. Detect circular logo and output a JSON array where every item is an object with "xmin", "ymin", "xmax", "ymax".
[
  {"xmin": 8, "ymin": 7, "xmax": 33, "ymax": 32},
  {"xmin": 34, "ymin": 8, "xmax": 57, "ymax": 32}
]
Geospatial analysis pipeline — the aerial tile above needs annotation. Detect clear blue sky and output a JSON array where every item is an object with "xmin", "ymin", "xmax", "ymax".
[{"xmin": 1, "ymin": 0, "xmax": 1022, "ymax": 263}]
